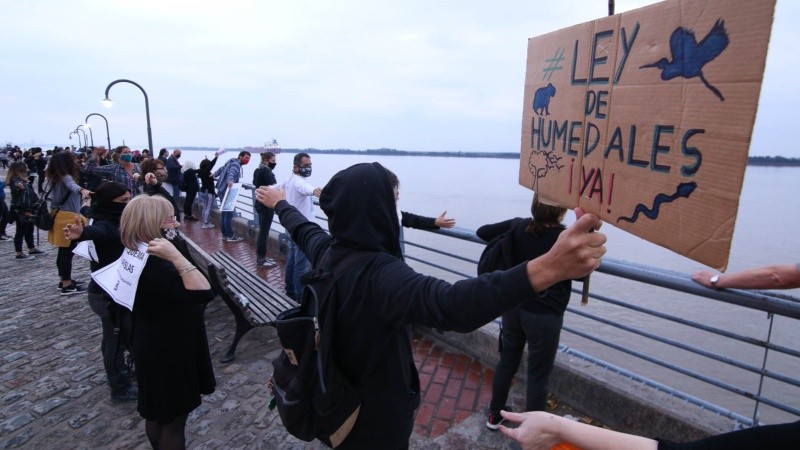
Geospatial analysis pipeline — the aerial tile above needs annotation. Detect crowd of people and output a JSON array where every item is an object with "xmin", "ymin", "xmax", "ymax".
[{"xmin": 1, "ymin": 143, "xmax": 797, "ymax": 449}]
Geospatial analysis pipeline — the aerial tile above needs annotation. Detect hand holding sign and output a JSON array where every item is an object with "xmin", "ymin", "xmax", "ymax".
[{"xmin": 526, "ymin": 208, "xmax": 605, "ymax": 293}]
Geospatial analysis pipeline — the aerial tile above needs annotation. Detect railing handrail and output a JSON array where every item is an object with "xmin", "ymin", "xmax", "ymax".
[{"xmin": 234, "ymin": 184, "xmax": 800, "ymax": 426}]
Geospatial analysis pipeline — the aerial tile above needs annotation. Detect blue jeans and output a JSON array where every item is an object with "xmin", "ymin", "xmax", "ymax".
[
  {"xmin": 199, "ymin": 192, "xmax": 215, "ymax": 224},
  {"xmin": 284, "ymin": 239, "xmax": 310, "ymax": 300},
  {"xmin": 490, "ymin": 307, "xmax": 564, "ymax": 412},
  {"xmin": 221, "ymin": 210, "xmax": 234, "ymax": 238}
]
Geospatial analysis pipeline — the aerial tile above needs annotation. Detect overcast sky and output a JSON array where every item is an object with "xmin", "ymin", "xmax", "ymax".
[{"xmin": 2, "ymin": 0, "xmax": 797, "ymax": 156}]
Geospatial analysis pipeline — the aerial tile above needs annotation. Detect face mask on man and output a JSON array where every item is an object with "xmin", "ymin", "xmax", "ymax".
[
  {"xmin": 298, "ymin": 166, "xmax": 312, "ymax": 177},
  {"xmin": 241, "ymin": 156, "xmax": 250, "ymax": 165},
  {"xmin": 120, "ymin": 154, "xmax": 133, "ymax": 162},
  {"xmin": 268, "ymin": 162, "xmax": 277, "ymax": 170}
]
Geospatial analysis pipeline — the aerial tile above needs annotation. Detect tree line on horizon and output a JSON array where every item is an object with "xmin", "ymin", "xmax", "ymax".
[{"xmin": 181, "ymin": 146, "xmax": 800, "ymax": 166}]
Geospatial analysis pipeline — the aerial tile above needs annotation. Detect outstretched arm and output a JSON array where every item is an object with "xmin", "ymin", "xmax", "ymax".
[
  {"xmin": 693, "ymin": 264, "xmax": 800, "ymax": 290},
  {"xmin": 500, "ymin": 411, "xmax": 657, "ymax": 450}
]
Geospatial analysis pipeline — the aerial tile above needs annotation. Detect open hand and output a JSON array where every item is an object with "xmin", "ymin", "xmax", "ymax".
[
  {"xmin": 63, "ymin": 216, "xmax": 84, "ymax": 241},
  {"xmin": 434, "ymin": 211, "xmax": 456, "ymax": 228},
  {"xmin": 255, "ymin": 186, "xmax": 285, "ymax": 209}
]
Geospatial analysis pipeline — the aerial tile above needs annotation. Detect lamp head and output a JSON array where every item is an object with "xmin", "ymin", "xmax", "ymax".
[{"xmin": 102, "ymin": 98, "xmax": 113, "ymax": 108}]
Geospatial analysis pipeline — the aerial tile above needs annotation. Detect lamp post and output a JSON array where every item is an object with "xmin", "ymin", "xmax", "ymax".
[
  {"xmin": 102, "ymin": 79, "xmax": 153, "ymax": 152},
  {"xmin": 79, "ymin": 124, "xmax": 94, "ymax": 148},
  {"xmin": 69, "ymin": 131, "xmax": 83, "ymax": 149},
  {"xmin": 85, "ymin": 113, "xmax": 111, "ymax": 150},
  {"xmin": 74, "ymin": 127, "xmax": 88, "ymax": 150}
]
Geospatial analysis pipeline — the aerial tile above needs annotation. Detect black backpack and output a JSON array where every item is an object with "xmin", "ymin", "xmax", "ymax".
[
  {"xmin": 268, "ymin": 250, "xmax": 376, "ymax": 448},
  {"xmin": 476, "ymin": 219, "xmax": 523, "ymax": 275}
]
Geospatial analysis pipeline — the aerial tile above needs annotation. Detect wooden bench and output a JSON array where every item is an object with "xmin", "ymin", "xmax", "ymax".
[{"xmin": 206, "ymin": 250, "xmax": 298, "ymax": 363}]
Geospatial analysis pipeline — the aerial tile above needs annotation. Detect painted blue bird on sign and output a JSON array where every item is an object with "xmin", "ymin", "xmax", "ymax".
[{"xmin": 640, "ymin": 19, "xmax": 729, "ymax": 101}]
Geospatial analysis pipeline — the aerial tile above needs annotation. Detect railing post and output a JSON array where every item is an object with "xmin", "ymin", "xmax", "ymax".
[{"xmin": 753, "ymin": 312, "xmax": 775, "ymax": 425}]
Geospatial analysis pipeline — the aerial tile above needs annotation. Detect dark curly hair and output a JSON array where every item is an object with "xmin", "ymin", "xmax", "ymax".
[{"xmin": 45, "ymin": 151, "xmax": 80, "ymax": 185}]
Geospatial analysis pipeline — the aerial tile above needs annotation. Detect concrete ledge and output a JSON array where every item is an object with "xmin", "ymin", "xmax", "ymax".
[{"xmin": 417, "ymin": 323, "xmax": 737, "ymax": 442}]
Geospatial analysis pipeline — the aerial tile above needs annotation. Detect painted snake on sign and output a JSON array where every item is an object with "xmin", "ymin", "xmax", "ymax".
[{"xmin": 617, "ymin": 182, "xmax": 697, "ymax": 223}]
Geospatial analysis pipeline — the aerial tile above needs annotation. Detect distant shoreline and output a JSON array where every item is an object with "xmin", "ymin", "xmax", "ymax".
[{"xmin": 182, "ymin": 146, "xmax": 800, "ymax": 166}]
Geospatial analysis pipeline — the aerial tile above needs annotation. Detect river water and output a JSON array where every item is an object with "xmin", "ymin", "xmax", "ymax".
[{"xmin": 183, "ymin": 149, "xmax": 799, "ymax": 424}]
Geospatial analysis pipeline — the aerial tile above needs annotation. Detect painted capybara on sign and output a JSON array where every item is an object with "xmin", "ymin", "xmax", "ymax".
[{"xmin": 533, "ymin": 83, "xmax": 556, "ymax": 115}]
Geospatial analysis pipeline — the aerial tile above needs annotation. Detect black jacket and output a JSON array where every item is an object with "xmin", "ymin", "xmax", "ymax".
[
  {"xmin": 252, "ymin": 164, "xmax": 276, "ymax": 212},
  {"xmin": 275, "ymin": 162, "xmax": 537, "ymax": 448},
  {"xmin": 477, "ymin": 218, "xmax": 571, "ymax": 314}
]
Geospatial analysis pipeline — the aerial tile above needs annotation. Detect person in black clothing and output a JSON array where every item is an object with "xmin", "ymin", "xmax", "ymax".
[
  {"xmin": 256, "ymin": 162, "xmax": 606, "ymax": 449},
  {"xmin": 63, "ymin": 182, "xmax": 137, "ymax": 402},
  {"xmin": 6, "ymin": 162, "xmax": 44, "ymax": 259},
  {"xmin": 253, "ymin": 152, "xmax": 278, "ymax": 267},
  {"xmin": 181, "ymin": 161, "xmax": 200, "ymax": 221},
  {"xmin": 198, "ymin": 155, "xmax": 219, "ymax": 228},
  {"xmin": 33, "ymin": 149, "xmax": 48, "ymax": 193},
  {"xmin": 120, "ymin": 194, "xmax": 215, "ymax": 450},
  {"xmin": 480, "ymin": 193, "xmax": 571, "ymax": 430},
  {"xmin": 141, "ymin": 158, "xmax": 180, "ymax": 221}
]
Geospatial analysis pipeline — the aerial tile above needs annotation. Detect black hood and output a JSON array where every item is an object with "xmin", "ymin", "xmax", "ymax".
[{"xmin": 320, "ymin": 162, "xmax": 402, "ymax": 258}]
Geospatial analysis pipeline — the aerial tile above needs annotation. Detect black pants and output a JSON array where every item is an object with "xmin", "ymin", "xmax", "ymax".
[
  {"xmin": 256, "ymin": 207, "xmax": 275, "ymax": 259},
  {"xmin": 14, "ymin": 216, "xmax": 34, "ymax": 252},
  {"xmin": 56, "ymin": 241, "xmax": 78, "ymax": 281},
  {"xmin": 0, "ymin": 201, "xmax": 9, "ymax": 235},
  {"xmin": 87, "ymin": 291, "xmax": 132, "ymax": 394},
  {"xmin": 183, "ymin": 190, "xmax": 197, "ymax": 217}
]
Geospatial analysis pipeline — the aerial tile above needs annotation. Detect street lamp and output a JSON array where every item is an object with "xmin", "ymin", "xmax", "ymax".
[
  {"xmin": 102, "ymin": 79, "xmax": 153, "ymax": 152},
  {"xmin": 78, "ymin": 124, "xmax": 94, "ymax": 148},
  {"xmin": 85, "ymin": 113, "xmax": 111, "ymax": 150},
  {"xmin": 69, "ymin": 131, "xmax": 83, "ymax": 149},
  {"xmin": 73, "ymin": 127, "xmax": 88, "ymax": 150}
]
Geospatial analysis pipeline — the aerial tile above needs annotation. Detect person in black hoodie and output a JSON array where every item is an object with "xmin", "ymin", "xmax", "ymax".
[
  {"xmin": 63, "ymin": 182, "xmax": 137, "ymax": 402},
  {"xmin": 256, "ymin": 162, "xmax": 606, "ymax": 449}
]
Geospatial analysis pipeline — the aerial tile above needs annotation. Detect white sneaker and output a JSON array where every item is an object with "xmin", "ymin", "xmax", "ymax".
[
  {"xmin": 202, "ymin": 223, "xmax": 215, "ymax": 229},
  {"xmin": 226, "ymin": 236, "xmax": 244, "ymax": 243}
]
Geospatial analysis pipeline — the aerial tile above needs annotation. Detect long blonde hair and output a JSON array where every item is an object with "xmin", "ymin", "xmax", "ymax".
[{"xmin": 119, "ymin": 195, "xmax": 173, "ymax": 250}]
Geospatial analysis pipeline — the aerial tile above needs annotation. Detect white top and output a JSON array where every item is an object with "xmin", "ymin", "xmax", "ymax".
[{"xmin": 282, "ymin": 173, "xmax": 316, "ymax": 221}]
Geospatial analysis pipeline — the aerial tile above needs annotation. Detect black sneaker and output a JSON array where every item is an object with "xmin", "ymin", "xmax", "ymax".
[
  {"xmin": 486, "ymin": 410, "xmax": 505, "ymax": 431},
  {"xmin": 28, "ymin": 248, "xmax": 45, "ymax": 255},
  {"xmin": 61, "ymin": 284, "xmax": 88, "ymax": 296},
  {"xmin": 57, "ymin": 279, "xmax": 86, "ymax": 290},
  {"xmin": 15, "ymin": 254, "xmax": 31, "ymax": 260},
  {"xmin": 0, "ymin": 235, "xmax": 9, "ymax": 241},
  {"xmin": 111, "ymin": 385, "xmax": 138, "ymax": 404}
]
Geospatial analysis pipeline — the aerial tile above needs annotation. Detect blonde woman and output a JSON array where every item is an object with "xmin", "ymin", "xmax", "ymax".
[{"xmin": 119, "ymin": 195, "xmax": 215, "ymax": 449}]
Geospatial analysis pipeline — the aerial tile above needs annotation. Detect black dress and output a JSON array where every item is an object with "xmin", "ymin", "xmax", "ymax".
[{"xmin": 132, "ymin": 255, "xmax": 216, "ymax": 424}]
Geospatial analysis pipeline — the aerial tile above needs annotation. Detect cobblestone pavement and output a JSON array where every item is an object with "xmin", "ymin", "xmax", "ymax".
[{"xmin": 0, "ymin": 193, "xmax": 582, "ymax": 449}]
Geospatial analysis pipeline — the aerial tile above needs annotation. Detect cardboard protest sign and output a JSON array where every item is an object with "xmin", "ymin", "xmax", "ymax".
[{"xmin": 519, "ymin": 0, "xmax": 775, "ymax": 270}]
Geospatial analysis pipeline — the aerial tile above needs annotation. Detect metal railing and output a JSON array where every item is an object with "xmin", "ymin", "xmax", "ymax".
[{"xmin": 233, "ymin": 186, "xmax": 800, "ymax": 428}]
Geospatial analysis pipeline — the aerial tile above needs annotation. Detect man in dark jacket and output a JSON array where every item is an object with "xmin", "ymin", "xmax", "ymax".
[
  {"xmin": 165, "ymin": 149, "xmax": 183, "ymax": 202},
  {"xmin": 256, "ymin": 162, "xmax": 606, "ymax": 449},
  {"xmin": 252, "ymin": 152, "xmax": 278, "ymax": 267}
]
